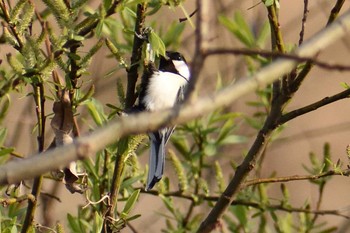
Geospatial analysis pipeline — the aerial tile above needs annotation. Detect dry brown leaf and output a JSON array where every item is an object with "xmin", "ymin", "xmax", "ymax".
[{"xmin": 50, "ymin": 90, "xmax": 82, "ymax": 193}]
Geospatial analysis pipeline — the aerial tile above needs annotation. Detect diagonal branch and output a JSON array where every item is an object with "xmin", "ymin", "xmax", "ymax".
[{"xmin": 279, "ymin": 87, "xmax": 350, "ymax": 124}]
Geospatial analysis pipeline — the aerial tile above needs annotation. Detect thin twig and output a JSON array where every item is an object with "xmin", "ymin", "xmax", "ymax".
[
  {"xmin": 327, "ymin": 0, "xmax": 346, "ymax": 26},
  {"xmin": 184, "ymin": 0, "xmax": 209, "ymax": 101},
  {"xmin": 141, "ymin": 189, "xmax": 350, "ymax": 219},
  {"xmin": 205, "ymin": 48, "xmax": 350, "ymax": 72},
  {"xmin": 299, "ymin": 0, "xmax": 309, "ymax": 46},
  {"xmin": 279, "ymin": 87, "xmax": 350, "ymax": 124},
  {"xmin": 21, "ymin": 83, "xmax": 46, "ymax": 233},
  {"xmin": 179, "ymin": 8, "xmax": 198, "ymax": 23},
  {"xmin": 244, "ymin": 169, "xmax": 350, "ymax": 187}
]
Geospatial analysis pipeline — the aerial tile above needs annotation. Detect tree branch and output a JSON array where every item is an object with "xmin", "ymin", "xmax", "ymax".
[
  {"xmin": 125, "ymin": 3, "xmax": 148, "ymax": 109},
  {"xmin": 279, "ymin": 87, "xmax": 350, "ymax": 124},
  {"xmin": 142, "ymin": 188, "xmax": 350, "ymax": 219},
  {"xmin": 243, "ymin": 168, "xmax": 350, "ymax": 187},
  {"xmin": 205, "ymin": 48, "xmax": 350, "ymax": 71}
]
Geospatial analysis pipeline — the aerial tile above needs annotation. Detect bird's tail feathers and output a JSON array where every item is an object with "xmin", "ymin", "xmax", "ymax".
[{"xmin": 146, "ymin": 135, "xmax": 166, "ymax": 190}]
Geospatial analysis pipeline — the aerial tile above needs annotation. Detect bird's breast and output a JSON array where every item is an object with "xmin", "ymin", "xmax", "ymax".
[{"xmin": 142, "ymin": 71, "xmax": 187, "ymax": 111}]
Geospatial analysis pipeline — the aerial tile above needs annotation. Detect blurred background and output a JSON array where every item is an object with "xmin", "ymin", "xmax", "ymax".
[{"xmin": 3, "ymin": 0, "xmax": 350, "ymax": 232}]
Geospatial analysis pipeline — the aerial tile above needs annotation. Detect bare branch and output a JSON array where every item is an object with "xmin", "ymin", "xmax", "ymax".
[
  {"xmin": 141, "ymin": 189, "xmax": 350, "ymax": 219},
  {"xmin": 279, "ymin": 87, "xmax": 350, "ymax": 124},
  {"xmin": 299, "ymin": 0, "xmax": 309, "ymax": 45},
  {"xmin": 244, "ymin": 169, "xmax": 350, "ymax": 187},
  {"xmin": 205, "ymin": 48, "xmax": 350, "ymax": 71}
]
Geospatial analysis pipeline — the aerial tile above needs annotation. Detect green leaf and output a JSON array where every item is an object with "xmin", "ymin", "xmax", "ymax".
[
  {"xmin": 85, "ymin": 98, "xmax": 107, "ymax": 126},
  {"xmin": 163, "ymin": 21, "xmax": 186, "ymax": 47},
  {"xmin": 0, "ymin": 147, "xmax": 14, "ymax": 157},
  {"xmin": 120, "ymin": 175, "xmax": 143, "ymax": 190},
  {"xmin": 160, "ymin": 195, "xmax": 175, "ymax": 215},
  {"xmin": 264, "ymin": 0, "xmax": 275, "ymax": 7},
  {"xmin": 126, "ymin": 214, "xmax": 141, "ymax": 221},
  {"xmin": 10, "ymin": 224, "xmax": 17, "ymax": 233},
  {"xmin": 219, "ymin": 135, "xmax": 247, "ymax": 145},
  {"xmin": 179, "ymin": 3, "xmax": 194, "ymax": 28},
  {"xmin": 121, "ymin": 189, "xmax": 140, "ymax": 218},
  {"xmin": 67, "ymin": 214, "xmax": 80, "ymax": 233},
  {"xmin": 0, "ymin": 128, "xmax": 7, "ymax": 146},
  {"xmin": 256, "ymin": 21, "xmax": 270, "ymax": 48},
  {"xmin": 340, "ymin": 82, "xmax": 350, "ymax": 89},
  {"xmin": 204, "ymin": 142, "xmax": 217, "ymax": 156},
  {"xmin": 149, "ymin": 31, "xmax": 166, "ymax": 57},
  {"xmin": 96, "ymin": 21, "xmax": 104, "ymax": 37},
  {"xmin": 92, "ymin": 212, "xmax": 103, "ymax": 233},
  {"xmin": 231, "ymin": 205, "xmax": 248, "ymax": 228},
  {"xmin": 219, "ymin": 12, "xmax": 255, "ymax": 47}
]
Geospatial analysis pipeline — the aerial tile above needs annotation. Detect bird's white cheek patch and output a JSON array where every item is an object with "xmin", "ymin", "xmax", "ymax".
[{"xmin": 173, "ymin": 60, "xmax": 190, "ymax": 80}]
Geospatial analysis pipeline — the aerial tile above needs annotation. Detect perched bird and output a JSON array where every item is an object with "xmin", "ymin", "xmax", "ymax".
[{"xmin": 138, "ymin": 51, "xmax": 190, "ymax": 190}]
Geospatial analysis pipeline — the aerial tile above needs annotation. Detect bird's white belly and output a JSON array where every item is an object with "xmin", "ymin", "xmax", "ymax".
[{"xmin": 143, "ymin": 71, "xmax": 187, "ymax": 111}]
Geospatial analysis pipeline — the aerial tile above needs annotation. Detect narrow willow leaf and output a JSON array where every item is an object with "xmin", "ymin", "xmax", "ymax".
[
  {"xmin": 163, "ymin": 21, "xmax": 186, "ymax": 47},
  {"xmin": 125, "ymin": 214, "xmax": 141, "ymax": 221},
  {"xmin": 256, "ymin": 21, "xmax": 270, "ymax": 48},
  {"xmin": 67, "ymin": 214, "xmax": 80, "ymax": 232},
  {"xmin": 95, "ymin": 21, "xmax": 104, "ymax": 37},
  {"xmin": 219, "ymin": 13, "xmax": 255, "ymax": 47},
  {"xmin": 92, "ymin": 212, "xmax": 103, "ymax": 233},
  {"xmin": 120, "ymin": 175, "xmax": 143, "ymax": 190},
  {"xmin": 121, "ymin": 189, "xmax": 140, "ymax": 218},
  {"xmin": 85, "ymin": 98, "xmax": 106, "ymax": 126},
  {"xmin": 178, "ymin": 3, "xmax": 194, "ymax": 28},
  {"xmin": 76, "ymin": 85, "xmax": 95, "ymax": 105}
]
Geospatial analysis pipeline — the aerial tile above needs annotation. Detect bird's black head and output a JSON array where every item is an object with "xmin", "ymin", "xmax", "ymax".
[{"xmin": 159, "ymin": 51, "xmax": 190, "ymax": 80}]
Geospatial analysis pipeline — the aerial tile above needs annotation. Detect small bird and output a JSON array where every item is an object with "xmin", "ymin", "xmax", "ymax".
[{"xmin": 138, "ymin": 51, "xmax": 190, "ymax": 190}]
